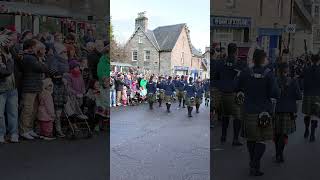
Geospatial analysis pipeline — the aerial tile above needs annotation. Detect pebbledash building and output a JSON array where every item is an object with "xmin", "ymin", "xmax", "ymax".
[{"xmin": 211, "ymin": 0, "xmax": 320, "ymax": 60}]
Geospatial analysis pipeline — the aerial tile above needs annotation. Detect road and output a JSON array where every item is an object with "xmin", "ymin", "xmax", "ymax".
[
  {"xmin": 0, "ymin": 133, "xmax": 109, "ymax": 180},
  {"xmin": 211, "ymin": 101, "xmax": 320, "ymax": 180},
  {"xmin": 111, "ymin": 102, "xmax": 210, "ymax": 180}
]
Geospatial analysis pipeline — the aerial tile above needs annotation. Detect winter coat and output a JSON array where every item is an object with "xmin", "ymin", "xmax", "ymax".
[
  {"xmin": 37, "ymin": 79, "xmax": 55, "ymax": 121},
  {"xmin": 97, "ymin": 54, "xmax": 110, "ymax": 83},
  {"xmin": 87, "ymin": 50, "xmax": 101, "ymax": 80},
  {"xmin": 46, "ymin": 54, "xmax": 69, "ymax": 76},
  {"xmin": 0, "ymin": 51, "xmax": 16, "ymax": 93},
  {"xmin": 64, "ymin": 73, "xmax": 86, "ymax": 96}
]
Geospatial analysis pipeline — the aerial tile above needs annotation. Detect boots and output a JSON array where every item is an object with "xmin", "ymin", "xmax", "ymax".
[
  {"xmin": 232, "ymin": 119, "xmax": 243, "ymax": 146},
  {"xmin": 55, "ymin": 118, "xmax": 65, "ymax": 138},
  {"xmin": 159, "ymin": 99, "xmax": 162, "ymax": 107},
  {"xmin": 274, "ymin": 135, "xmax": 285, "ymax": 163},
  {"xmin": 221, "ymin": 116, "xmax": 229, "ymax": 143},
  {"xmin": 179, "ymin": 99, "xmax": 182, "ymax": 107},
  {"xmin": 274, "ymin": 135, "xmax": 280, "ymax": 162},
  {"xmin": 310, "ymin": 120, "xmax": 318, "ymax": 142},
  {"xmin": 304, "ymin": 116, "xmax": 311, "ymax": 138},
  {"xmin": 247, "ymin": 141, "xmax": 255, "ymax": 170},
  {"xmin": 149, "ymin": 103, "xmax": 153, "ymax": 110},
  {"xmin": 183, "ymin": 100, "xmax": 186, "ymax": 108},
  {"xmin": 188, "ymin": 107, "xmax": 192, "ymax": 117},
  {"xmin": 166, "ymin": 103, "xmax": 171, "ymax": 113},
  {"xmin": 250, "ymin": 142, "xmax": 266, "ymax": 176},
  {"xmin": 196, "ymin": 104, "xmax": 200, "ymax": 113}
]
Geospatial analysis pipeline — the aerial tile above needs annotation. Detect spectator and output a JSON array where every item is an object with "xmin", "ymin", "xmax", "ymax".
[{"xmin": 87, "ymin": 42, "xmax": 101, "ymax": 80}]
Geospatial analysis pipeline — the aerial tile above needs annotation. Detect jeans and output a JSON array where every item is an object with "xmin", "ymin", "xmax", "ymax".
[
  {"xmin": 110, "ymin": 89, "xmax": 116, "ymax": 106},
  {"xmin": 0, "ymin": 89, "xmax": 19, "ymax": 137}
]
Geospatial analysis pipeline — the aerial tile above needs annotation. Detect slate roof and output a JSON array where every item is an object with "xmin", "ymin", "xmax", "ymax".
[
  {"xmin": 153, "ymin": 23, "xmax": 186, "ymax": 51},
  {"xmin": 192, "ymin": 45, "xmax": 203, "ymax": 57}
]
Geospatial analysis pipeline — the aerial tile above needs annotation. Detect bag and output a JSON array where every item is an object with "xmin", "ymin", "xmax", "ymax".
[
  {"xmin": 258, "ymin": 112, "xmax": 272, "ymax": 128},
  {"xmin": 235, "ymin": 92, "xmax": 245, "ymax": 105}
]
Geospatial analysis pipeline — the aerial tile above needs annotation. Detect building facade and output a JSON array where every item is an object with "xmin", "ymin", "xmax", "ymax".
[{"xmin": 125, "ymin": 12, "xmax": 202, "ymax": 76}]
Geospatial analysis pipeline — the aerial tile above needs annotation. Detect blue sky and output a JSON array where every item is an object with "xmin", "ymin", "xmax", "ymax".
[{"xmin": 111, "ymin": 0, "xmax": 210, "ymax": 52}]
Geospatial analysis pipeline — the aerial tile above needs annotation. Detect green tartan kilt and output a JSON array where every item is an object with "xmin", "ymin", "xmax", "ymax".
[
  {"xmin": 302, "ymin": 96, "xmax": 320, "ymax": 115},
  {"xmin": 195, "ymin": 97, "xmax": 203, "ymax": 105},
  {"xmin": 221, "ymin": 92, "xmax": 241, "ymax": 119},
  {"xmin": 241, "ymin": 113, "xmax": 274, "ymax": 141},
  {"xmin": 158, "ymin": 91, "xmax": 165, "ymax": 100},
  {"xmin": 164, "ymin": 95, "xmax": 173, "ymax": 103},
  {"xmin": 176, "ymin": 90, "xmax": 184, "ymax": 100},
  {"xmin": 183, "ymin": 91, "xmax": 187, "ymax": 99},
  {"xmin": 185, "ymin": 97, "xmax": 196, "ymax": 107},
  {"xmin": 273, "ymin": 113, "xmax": 296, "ymax": 135},
  {"xmin": 212, "ymin": 88, "xmax": 222, "ymax": 112},
  {"xmin": 147, "ymin": 93, "xmax": 156, "ymax": 103}
]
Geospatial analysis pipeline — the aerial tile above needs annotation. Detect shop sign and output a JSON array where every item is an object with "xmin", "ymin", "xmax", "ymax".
[
  {"xmin": 211, "ymin": 16, "xmax": 251, "ymax": 28},
  {"xmin": 174, "ymin": 66, "xmax": 189, "ymax": 71}
]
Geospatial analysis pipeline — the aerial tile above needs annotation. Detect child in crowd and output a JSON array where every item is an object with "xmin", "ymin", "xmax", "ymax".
[
  {"xmin": 122, "ymin": 86, "xmax": 128, "ymax": 106},
  {"xmin": 37, "ymin": 78, "xmax": 56, "ymax": 140},
  {"xmin": 52, "ymin": 73, "xmax": 68, "ymax": 137},
  {"xmin": 65, "ymin": 60, "xmax": 86, "ymax": 107},
  {"xmin": 79, "ymin": 57, "xmax": 90, "ymax": 90}
]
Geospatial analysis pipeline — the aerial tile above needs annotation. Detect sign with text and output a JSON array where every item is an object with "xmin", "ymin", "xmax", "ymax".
[
  {"xmin": 285, "ymin": 24, "xmax": 296, "ymax": 33},
  {"xmin": 211, "ymin": 16, "xmax": 251, "ymax": 28}
]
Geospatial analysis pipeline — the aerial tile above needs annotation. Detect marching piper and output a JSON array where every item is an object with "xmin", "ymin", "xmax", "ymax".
[
  {"xmin": 175, "ymin": 75, "xmax": 185, "ymax": 108},
  {"xmin": 204, "ymin": 79, "xmax": 210, "ymax": 107},
  {"xmin": 146, "ymin": 75, "xmax": 157, "ymax": 110},
  {"xmin": 157, "ymin": 75, "xmax": 165, "ymax": 107},
  {"xmin": 236, "ymin": 49, "xmax": 280, "ymax": 176},
  {"xmin": 164, "ymin": 76, "xmax": 175, "ymax": 113},
  {"xmin": 184, "ymin": 77, "xmax": 196, "ymax": 117},
  {"xmin": 213, "ymin": 43, "xmax": 246, "ymax": 146},
  {"xmin": 273, "ymin": 62, "xmax": 302, "ymax": 163},
  {"xmin": 301, "ymin": 54, "xmax": 320, "ymax": 142},
  {"xmin": 195, "ymin": 78, "xmax": 205, "ymax": 113}
]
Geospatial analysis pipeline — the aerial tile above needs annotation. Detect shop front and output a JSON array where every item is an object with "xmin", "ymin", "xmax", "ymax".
[
  {"xmin": 211, "ymin": 15, "xmax": 252, "ymax": 48},
  {"xmin": 174, "ymin": 66, "xmax": 189, "ymax": 76},
  {"xmin": 257, "ymin": 28, "xmax": 283, "ymax": 63}
]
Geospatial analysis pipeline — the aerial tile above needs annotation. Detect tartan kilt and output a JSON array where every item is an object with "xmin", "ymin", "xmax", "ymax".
[
  {"xmin": 185, "ymin": 97, "xmax": 196, "ymax": 107},
  {"xmin": 302, "ymin": 96, "xmax": 320, "ymax": 115},
  {"xmin": 212, "ymin": 88, "xmax": 222, "ymax": 112},
  {"xmin": 241, "ymin": 113, "xmax": 274, "ymax": 141},
  {"xmin": 195, "ymin": 97, "xmax": 203, "ymax": 105},
  {"xmin": 220, "ymin": 92, "xmax": 241, "ymax": 119},
  {"xmin": 176, "ymin": 90, "xmax": 184, "ymax": 99},
  {"xmin": 164, "ymin": 95, "xmax": 173, "ymax": 103},
  {"xmin": 147, "ymin": 93, "xmax": 156, "ymax": 103},
  {"xmin": 158, "ymin": 91, "xmax": 165, "ymax": 100},
  {"xmin": 273, "ymin": 113, "xmax": 296, "ymax": 135}
]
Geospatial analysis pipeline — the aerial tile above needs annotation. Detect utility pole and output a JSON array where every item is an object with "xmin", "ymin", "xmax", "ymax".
[{"xmin": 288, "ymin": 0, "xmax": 294, "ymax": 54}]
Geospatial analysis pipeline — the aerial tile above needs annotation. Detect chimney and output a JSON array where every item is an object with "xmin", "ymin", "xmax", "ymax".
[{"xmin": 135, "ymin": 11, "xmax": 148, "ymax": 32}]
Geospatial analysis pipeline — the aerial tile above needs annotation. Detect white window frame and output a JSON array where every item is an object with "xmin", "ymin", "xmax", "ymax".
[
  {"xmin": 132, "ymin": 50, "xmax": 138, "ymax": 61},
  {"xmin": 144, "ymin": 50, "xmax": 151, "ymax": 61},
  {"xmin": 138, "ymin": 36, "xmax": 142, "ymax": 44}
]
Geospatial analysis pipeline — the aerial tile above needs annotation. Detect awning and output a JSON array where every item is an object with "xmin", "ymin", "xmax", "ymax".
[{"xmin": 0, "ymin": 1, "xmax": 87, "ymax": 19}]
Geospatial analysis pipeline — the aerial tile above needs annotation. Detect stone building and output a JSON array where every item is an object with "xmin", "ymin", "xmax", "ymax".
[{"xmin": 125, "ymin": 12, "xmax": 202, "ymax": 76}]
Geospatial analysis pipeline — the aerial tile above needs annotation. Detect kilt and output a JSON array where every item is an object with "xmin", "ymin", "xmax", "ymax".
[
  {"xmin": 176, "ymin": 90, "xmax": 184, "ymax": 100},
  {"xmin": 164, "ymin": 95, "xmax": 173, "ymax": 103},
  {"xmin": 242, "ymin": 113, "xmax": 274, "ymax": 142},
  {"xmin": 158, "ymin": 91, "xmax": 165, "ymax": 100},
  {"xmin": 185, "ymin": 96, "xmax": 196, "ymax": 107},
  {"xmin": 212, "ymin": 88, "xmax": 222, "ymax": 112},
  {"xmin": 273, "ymin": 113, "xmax": 296, "ymax": 135},
  {"xmin": 302, "ymin": 96, "xmax": 320, "ymax": 115},
  {"xmin": 220, "ymin": 92, "xmax": 241, "ymax": 119},
  {"xmin": 147, "ymin": 93, "xmax": 156, "ymax": 103},
  {"xmin": 205, "ymin": 91, "xmax": 210, "ymax": 99},
  {"xmin": 195, "ymin": 97, "xmax": 203, "ymax": 105}
]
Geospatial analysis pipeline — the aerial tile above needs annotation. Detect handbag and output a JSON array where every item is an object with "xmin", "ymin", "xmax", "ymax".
[{"xmin": 258, "ymin": 112, "xmax": 272, "ymax": 128}]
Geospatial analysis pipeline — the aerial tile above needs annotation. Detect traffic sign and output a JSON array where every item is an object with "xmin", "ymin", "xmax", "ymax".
[{"xmin": 286, "ymin": 24, "xmax": 296, "ymax": 33}]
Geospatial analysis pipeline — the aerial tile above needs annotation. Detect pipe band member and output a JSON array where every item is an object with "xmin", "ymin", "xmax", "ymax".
[
  {"xmin": 146, "ymin": 75, "xmax": 157, "ymax": 110},
  {"xmin": 236, "ymin": 49, "xmax": 280, "ymax": 176},
  {"xmin": 273, "ymin": 62, "xmax": 302, "ymax": 163},
  {"xmin": 204, "ymin": 79, "xmax": 210, "ymax": 107},
  {"xmin": 301, "ymin": 53, "xmax": 320, "ymax": 142},
  {"xmin": 175, "ymin": 75, "xmax": 185, "ymax": 108},
  {"xmin": 157, "ymin": 75, "xmax": 165, "ymax": 107},
  {"xmin": 184, "ymin": 77, "xmax": 196, "ymax": 117},
  {"xmin": 195, "ymin": 79, "xmax": 205, "ymax": 113},
  {"xmin": 214, "ymin": 43, "xmax": 246, "ymax": 146},
  {"xmin": 182, "ymin": 75, "xmax": 188, "ymax": 108},
  {"xmin": 164, "ymin": 76, "xmax": 175, "ymax": 113}
]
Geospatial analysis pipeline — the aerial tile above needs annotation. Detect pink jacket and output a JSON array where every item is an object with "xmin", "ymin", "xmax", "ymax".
[{"xmin": 38, "ymin": 92, "xmax": 55, "ymax": 122}]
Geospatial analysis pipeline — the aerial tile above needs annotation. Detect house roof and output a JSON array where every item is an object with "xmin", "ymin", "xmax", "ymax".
[
  {"xmin": 192, "ymin": 45, "xmax": 202, "ymax": 57},
  {"xmin": 153, "ymin": 23, "xmax": 186, "ymax": 51}
]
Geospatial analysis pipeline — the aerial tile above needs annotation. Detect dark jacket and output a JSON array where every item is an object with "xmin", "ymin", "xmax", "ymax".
[
  {"xmin": 21, "ymin": 52, "xmax": 48, "ymax": 93},
  {"xmin": 0, "ymin": 52, "xmax": 15, "ymax": 93},
  {"xmin": 184, "ymin": 83, "xmax": 196, "ymax": 98},
  {"xmin": 146, "ymin": 82, "xmax": 157, "ymax": 94},
  {"xmin": 175, "ymin": 80, "xmax": 185, "ymax": 91},
  {"xmin": 164, "ymin": 81, "xmax": 175, "ymax": 96},
  {"xmin": 195, "ymin": 84, "xmax": 205, "ymax": 98},
  {"xmin": 115, "ymin": 78, "xmax": 125, "ymax": 91},
  {"xmin": 157, "ymin": 80, "xmax": 165, "ymax": 90},
  {"xmin": 87, "ymin": 50, "xmax": 102, "ymax": 80},
  {"xmin": 214, "ymin": 56, "xmax": 246, "ymax": 93},
  {"xmin": 46, "ymin": 54, "xmax": 69, "ymax": 76},
  {"xmin": 275, "ymin": 76, "xmax": 302, "ymax": 113},
  {"xmin": 237, "ymin": 66, "xmax": 280, "ymax": 114},
  {"xmin": 302, "ymin": 64, "xmax": 320, "ymax": 96}
]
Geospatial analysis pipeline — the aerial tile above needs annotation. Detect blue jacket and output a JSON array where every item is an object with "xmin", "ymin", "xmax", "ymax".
[
  {"xmin": 184, "ymin": 83, "xmax": 196, "ymax": 98},
  {"xmin": 214, "ymin": 56, "xmax": 246, "ymax": 93},
  {"xmin": 175, "ymin": 80, "xmax": 185, "ymax": 91},
  {"xmin": 195, "ymin": 84, "xmax": 205, "ymax": 98},
  {"xmin": 164, "ymin": 80, "xmax": 175, "ymax": 96},
  {"xmin": 157, "ymin": 80, "xmax": 166, "ymax": 90},
  {"xmin": 146, "ymin": 82, "xmax": 157, "ymax": 94},
  {"xmin": 302, "ymin": 64, "xmax": 320, "ymax": 96},
  {"xmin": 203, "ymin": 81, "xmax": 209, "ymax": 92},
  {"xmin": 275, "ymin": 76, "xmax": 302, "ymax": 113},
  {"xmin": 237, "ymin": 65, "xmax": 280, "ymax": 114}
]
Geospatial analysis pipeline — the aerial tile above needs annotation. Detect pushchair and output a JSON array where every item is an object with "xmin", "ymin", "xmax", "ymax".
[{"xmin": 61, "ymin": 94, "xmax": 93, "ymax": 139}]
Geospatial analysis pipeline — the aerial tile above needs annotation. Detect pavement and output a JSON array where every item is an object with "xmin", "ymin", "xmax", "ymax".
[
  {"xmin": 211, "ymin": 101, "xmax": 320, "ymax": 180},
  {"xmin": 110, "ymin": 102, "xmax": 210, "ymax": 180},
  {"xmin": 0, "ymin": 133, "xmax": 109, "ymax": 180}
]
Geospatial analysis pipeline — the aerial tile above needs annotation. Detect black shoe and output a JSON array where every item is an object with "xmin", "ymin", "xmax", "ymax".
[
  {"xmin": 310, "ymin": 120, "xmax": 318, "ymax": 142},
  {"xmin": 304, "ymin": 116, "xmax": 311, "ymax": 138},
  {"xmin": 196, "ymin": 110, "xmax": 199, "ymax": 113},
  {"xmin": 304, "ymin": 129, "xmax": 310, "ymax": 138},
  {"xmin": 250, "ymin": 169, "xmax": 264, "ymax": 176},
  {"xmin": 232, "ymin": 140, "xmax": 243, "ymax": 146},
  {"xmin": 310, "ymin": 134, "xmax": 315, "ymax": 142}
]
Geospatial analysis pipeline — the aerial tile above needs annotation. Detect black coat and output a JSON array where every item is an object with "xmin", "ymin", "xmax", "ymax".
[{"xmin": 87, "ymin": 50, "xmax": 102, "ymax": 80}]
